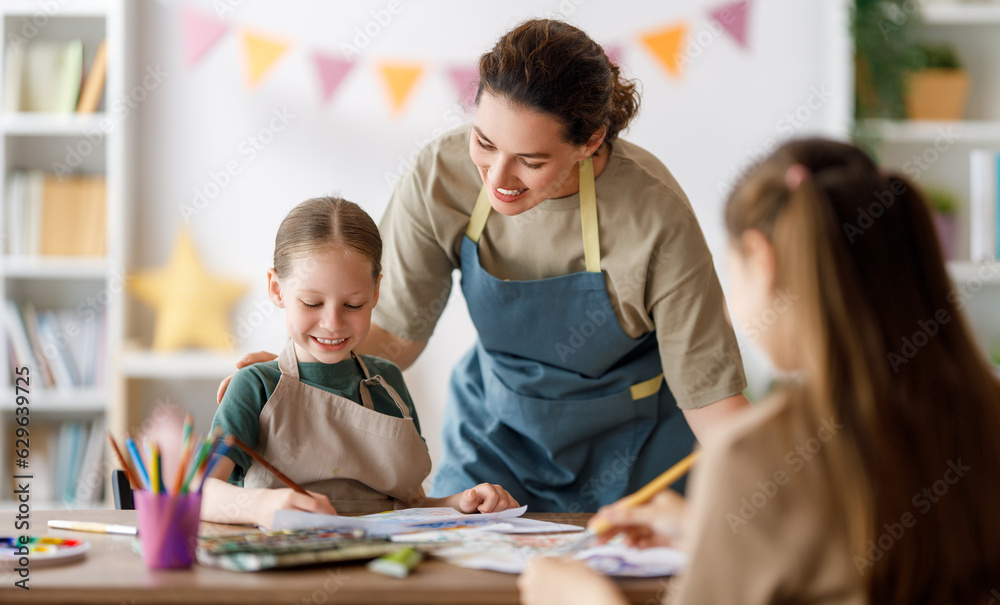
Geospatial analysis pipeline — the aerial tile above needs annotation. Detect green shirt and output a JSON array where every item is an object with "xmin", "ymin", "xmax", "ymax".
[{"xmin": 211, "ymin": 354, "xmax": 421, "ymax": 486}]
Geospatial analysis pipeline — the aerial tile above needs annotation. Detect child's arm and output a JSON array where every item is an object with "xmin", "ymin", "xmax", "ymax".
[
  {"xmin": 408, "ymin": 483, "xmax": 520, "ymax": 513},
  {"xmin": 200, "ymin": 456, "xmax": 337, "ymax": 528}
]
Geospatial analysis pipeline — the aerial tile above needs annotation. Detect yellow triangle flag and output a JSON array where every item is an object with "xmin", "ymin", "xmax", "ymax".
[
  {"xmin": 240, "ymin": 29, "xmax": 290, "ymax": 89},
  {"xmin": 640, "ymin": 23, "xmax": 689, "ymax": 79},
  {"xmin": 377, "ymin": 62, "xmax": 425, "ymax": 114}
]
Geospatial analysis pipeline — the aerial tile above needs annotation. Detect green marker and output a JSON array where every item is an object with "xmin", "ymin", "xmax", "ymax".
[{"xmin": 367, "ymin": 547, "xmax": 423, "ymax": 578}]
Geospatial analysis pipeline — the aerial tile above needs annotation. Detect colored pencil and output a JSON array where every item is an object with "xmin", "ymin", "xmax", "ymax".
[
  {"xmin": 182, "ymin": 433, "xmax": 214, "ymax": 492},
  {"xmin": 106, "ymin": 432, "xmax": 141, "ymax": 489},
  {"xmin": 228, "ymin": 435, "xmax": 309, "ymax": 495},
  {"xmin": 182, "ymin": 429, "xmax": 219, "ymax": 493},
  {"xmin": 150, "ymin": 441, "xmax": 161, "ymax": 495},
  {"xmin": 172, "ymin": 432, "xmax": 196, "ymax": 495},
  {"xmin": 125, "ymin": 437, "xmax": 150, "ymax": 489},
  {"xmin": 196, "ymin": 434, "xmax": 234, "ymax": 493},
  {"xmin": 559, "ymin": 451, "xmax": 700, "ymax": 554}
]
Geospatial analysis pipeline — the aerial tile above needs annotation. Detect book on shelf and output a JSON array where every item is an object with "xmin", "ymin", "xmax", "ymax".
[
  {"xmin": 4, "ymin": 171, "xmax": 106, "ymax": 257},
  {"xmin": 3, "ymin": 299, "xmax": 38, "ymax": 374},
  {"xmin": 3, "ymin": 299, "xmax": 106, "ymax": 390},
  {"xmin": 76, "ymin": 39, "xmax": 107, "ymax": 114},
  {"xmin": 3, "ymin": 38, "xmax": 84, "ymax": 113},
  {"xmin": 969, "ymin": 149, "xmax": 1000, "ymax": 262},
  {"xmin": 20, "ymin": 301, "xmax": 56, "ymax": 388},
  {"xmin": 3, "ymin": 41, "xmax": 25, "ymax": 112},
  {"xmin": 74, "ymin": 417, "xmax": 106, "ymax": 503}
]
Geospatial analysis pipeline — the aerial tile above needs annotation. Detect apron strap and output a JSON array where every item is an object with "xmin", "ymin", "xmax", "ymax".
[
  {"xmin": 464, "ymin": 156, "xmax": 601, "ymax": 272},
  {"xmin": 277, "ymin": 340, "xmax": 300, "ymax": 378},
  {"xmin": 465, "ymin": 187, "xmax": 492, "ymax": 244},
  {"xmin": 578, "ymin": 156, "xmax": 601, "ymax": 273},
  {"xmin": 352, "ymin": 352, "xmax": 413, "ymax": 419},
  {"xmin": 630, "ymin": 373, "xmax": 664, "ymax": 400}
]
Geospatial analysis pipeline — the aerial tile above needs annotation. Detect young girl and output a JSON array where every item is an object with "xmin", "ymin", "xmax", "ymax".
[
  {"xmin": 519, "ymin": 138, "xmax": 1000, "ymax": 604},
  {"xmin": 203, "ymin": 197, "xmax": 518, "ymax": 528}
]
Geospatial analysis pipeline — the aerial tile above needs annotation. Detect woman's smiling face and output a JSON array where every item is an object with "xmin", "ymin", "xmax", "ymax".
[{"xmin": 469, "ymin": 91, "xmax": 597, "ymax": 216}]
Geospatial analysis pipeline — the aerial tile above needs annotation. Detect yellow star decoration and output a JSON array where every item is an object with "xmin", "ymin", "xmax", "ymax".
[{"xmin": 129, "ymin": 229, "xmax": 246, "ymax": 351}]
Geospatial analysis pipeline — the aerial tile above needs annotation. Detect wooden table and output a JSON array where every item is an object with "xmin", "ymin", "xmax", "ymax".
[{"xmin": 0, "ymin": 509, "xmax": 671, "ymax": 604}]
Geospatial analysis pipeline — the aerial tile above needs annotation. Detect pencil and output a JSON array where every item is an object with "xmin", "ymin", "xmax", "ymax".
[
  {"xmin": 106, "ymin": 432, "xmax": 141, "ymax": 489},
  {"xmin": 172, "ymin": 431, "xmax": 196, "ymax": 495},
  {"xmin": 559, "ymin": 451, "xmax": 700, "ymax": 554},
  {"xmin": 227, "ymin": 434, "xmax": 309, "ymax": 495},
  {"xmin": 125, "ymin": 437, "xmax": 150, "ymax": 490},
  {"xmin": 196, "ymin": 434, "xmax": 234, "ymax": 493},
  {"xmin": 150, "ymin": 441, "xmax": 161, "ymax": 495}
]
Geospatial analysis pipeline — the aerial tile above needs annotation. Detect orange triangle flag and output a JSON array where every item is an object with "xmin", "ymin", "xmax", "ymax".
[
  {"xmin": 640, "ymin": 23, "xmax": 689, "ymax": 79},
  {"xmin": 377, "ymin": 62, "xmax": 425, "ymax": 114},
  {"xmin": 240, "ymin": 30, "xmax": 290, "ymax": 89}
]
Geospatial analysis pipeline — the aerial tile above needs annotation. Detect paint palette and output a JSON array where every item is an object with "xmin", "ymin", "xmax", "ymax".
[
  {"xmin": 0, "ymin": 536, "xmax": 90, "ymax": 568},
  {"xmin": 197, "ymin": 527, "xmax": 430, "ymax": 572}
]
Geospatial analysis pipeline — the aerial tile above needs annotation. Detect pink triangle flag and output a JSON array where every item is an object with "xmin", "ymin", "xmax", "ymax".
[
  {"xmin": 180, "ymin": 5, "xmax": 230, "ymax": 67},
  {"xmin": 602, "ymin": 44, "xmax": 623, "ymax": 68},
  {"xmin": 447, "ymin": 65, "xmax": 479, "ymax": 110},
  {"xmin": 312, "ymin": 52, "xmax": 354, "ymax": 104},
  {"xmin": 709, "ymin": 0, "xmax": 752, "ymax": 49}
]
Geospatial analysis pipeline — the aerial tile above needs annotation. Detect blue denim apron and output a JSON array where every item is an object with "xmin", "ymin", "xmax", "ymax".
[{"xmin": 431, "ymin": 157, "xmax": 696, "ymax": 512}]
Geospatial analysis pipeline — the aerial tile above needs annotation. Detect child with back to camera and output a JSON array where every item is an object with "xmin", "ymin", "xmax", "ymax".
[
  {"xmin": 519, "ymin": 138, "xmax": 1000, "ymax": 604},
  {"xmin": 203, "ymin": 196, "xmax": 518, "ymax": 528}
]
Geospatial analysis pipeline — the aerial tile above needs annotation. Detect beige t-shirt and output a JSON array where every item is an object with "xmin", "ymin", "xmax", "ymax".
[
  {"xmin": 668, "ymin": 394, "xmax": 863, "ymax": 604},
  {"xmin": 374, "ymin": 123, "xmax": 745, "ymax": 409}
]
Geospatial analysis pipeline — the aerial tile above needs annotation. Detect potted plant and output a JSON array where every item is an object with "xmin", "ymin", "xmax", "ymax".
[
  {"xmin": 925, "ymin": 186, "xmax": 960, "ymax": 260},
  {"xmin": 905, "ymin": 43, "xmax": 970, "ymax": 120},
  {"xmin": 853, "ymin": 0, "xmax": 922, "ymax": 120}
]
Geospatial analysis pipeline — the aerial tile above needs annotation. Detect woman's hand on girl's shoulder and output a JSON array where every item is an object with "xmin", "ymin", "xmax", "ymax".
[
  {"xmin": 454, "ymin": 483, "xmax": 520, "ymax": 513},
  {"xmin": 217, "ymin": 351, "xmax": 279, "ymax": 404}
]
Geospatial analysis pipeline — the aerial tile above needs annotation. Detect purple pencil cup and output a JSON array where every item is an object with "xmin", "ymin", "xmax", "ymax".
[{"xmin": 134, "ymin": 491, "xmax": 202, "ymax": 569}]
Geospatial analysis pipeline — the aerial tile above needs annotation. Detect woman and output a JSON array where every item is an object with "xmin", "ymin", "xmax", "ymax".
[
  {"xmin": 224, "ymin": 19, "xmax": 749, "ymax": 512},
  {"xmin": 520, "ymin": 138, "xmax": 1000, "ymax": 603}
]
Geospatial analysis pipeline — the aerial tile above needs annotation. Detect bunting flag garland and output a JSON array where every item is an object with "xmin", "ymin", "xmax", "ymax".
[
  {"xmin": 446, "ymin": 65, "xmax": 479, "ymax": 110},
  {"xmin": 179, "ymin": 3, "xmax": 753, "ymax": 110},
  {"xmin": 709, "ymin": 0, "xmax": 752, "ymax": 49},
  {"xmin": 239, "ymin": 30, "xmax": 291, "ymax": 89},
  {"xmin": 377, "ymin": 62, "xmax": 425, "ymax": 114},
  {"xmin": 179, "ymin": 5, "xmax": 229, "ymax": 67},
  {"xmin": 639, "ymin": 23, "xmax": 689, "ymax": 79},
  {"xmin": 312, "ymin": 52, "xmax": 354, "ymax": 104}
]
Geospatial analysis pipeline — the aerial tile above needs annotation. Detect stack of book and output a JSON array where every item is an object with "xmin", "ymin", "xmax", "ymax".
[
  {"xmin": 3, "ymin": 38, "xmax": 107, "ymax": 113},
  {"xmin": 3, "ymin": 300, "xmax": 106, "ymax": 391},
  {"xmin": 4, "ymin": 171, "xmax": 106, "ymax": 257},
  {"xmin": 11, "ymin": 418, "xmax": 106, "ymax": 505}
]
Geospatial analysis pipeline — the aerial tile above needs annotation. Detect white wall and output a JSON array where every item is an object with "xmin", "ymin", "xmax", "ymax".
[{"xmin": 129, "ymin": 0, "xmax": 850, "ymax": 470}]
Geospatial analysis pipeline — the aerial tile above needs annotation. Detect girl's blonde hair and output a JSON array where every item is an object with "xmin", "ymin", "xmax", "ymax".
[
  {"xmin": 726, "ymin": 138, "xmax": 1000, "ymax": 603},
  {"xmin": 273, "ymin": 196, "xmax": 381, "ymax": 281}
]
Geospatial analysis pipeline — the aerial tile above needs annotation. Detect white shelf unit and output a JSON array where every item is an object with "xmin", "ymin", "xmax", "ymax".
[
  {"xmin": 0, "ymin": 0, "xmax": 129, "ymax": 508},
  {"xmin": 121, "ymin": 349, "xmax": 244, "ymax": 381},
  {"xmin": 922, "ymin": 4, "xmax": 1000, "ymax": 25},
  {"xmin": 859, "ymin": 4, "xmax": 1000, "ymax": 364}
]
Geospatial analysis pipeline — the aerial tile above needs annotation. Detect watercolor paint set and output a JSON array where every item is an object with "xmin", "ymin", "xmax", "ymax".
[
  {"xmin": 196, "ymin": 527, "xmax": 430, "ymax": 572},
  {"xmin": 1, "ymin": 536, "xmax": 90, "ymax": 568}
]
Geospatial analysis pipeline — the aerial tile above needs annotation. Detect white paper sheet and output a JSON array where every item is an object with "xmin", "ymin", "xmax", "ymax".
[
  {"xmin": 270, "ymin": 505, "xmax": 534, "ymax": 536},
  {"xmin": 430, "ymin": 533, "xmax": 688, "ymax": 577}
]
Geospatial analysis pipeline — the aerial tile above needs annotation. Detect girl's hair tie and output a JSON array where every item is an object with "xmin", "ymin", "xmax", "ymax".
[{"xmin": 785, "ymin": 163, "xmax": 809, "ymax": 190}]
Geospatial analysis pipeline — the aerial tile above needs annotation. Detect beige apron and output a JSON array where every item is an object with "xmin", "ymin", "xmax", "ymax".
[{"xmin": 244, "ymin": 340, "xmax": 432, "ymax": 513}]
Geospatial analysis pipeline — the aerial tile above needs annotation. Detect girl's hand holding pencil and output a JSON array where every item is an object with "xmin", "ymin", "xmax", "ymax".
[{"xmin": 589, "ymin": 490, "xmax": 688, "ymax": 550}]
